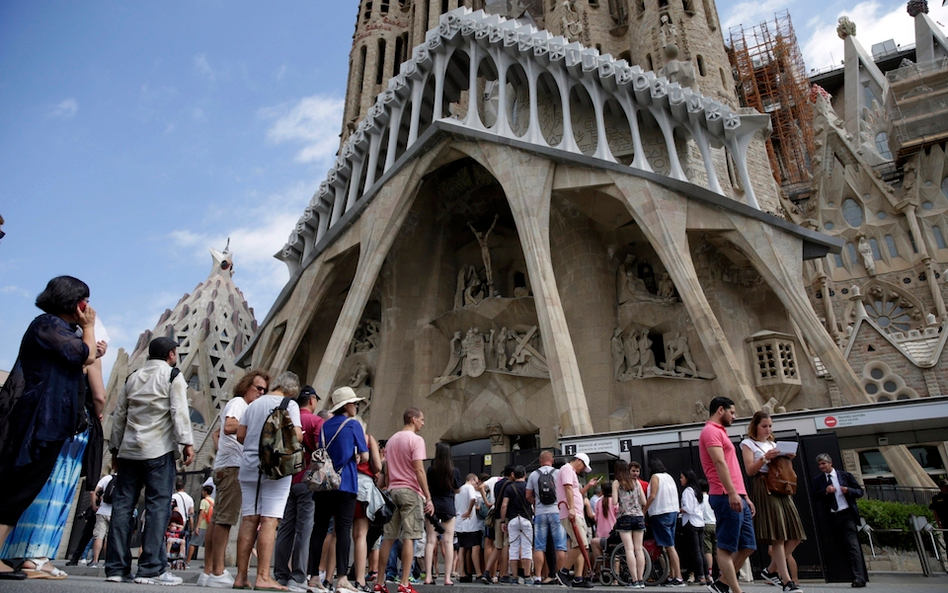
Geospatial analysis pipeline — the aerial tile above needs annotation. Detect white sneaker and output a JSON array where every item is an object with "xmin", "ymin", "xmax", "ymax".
[
  {"xmin": 288, "ymin": 580, "xmax": 309, "ymax": 593},
  {"xmin": 135, "ymin": 571, "xmax": 184, "ymax": 586},
  {"xmin": 309, "ymin": 580, "xmax": 330, "ymax": 593},
  {"xmin": 105, "ymin": 574, "xmax": 132, "ymax": 583},
  {"xmin": 197, "ymin": 572, "xmax": 209, "ymax": 587},
  {"xmin": 206, "ymin": 573, "xmax": 236, "ymax": 588}
]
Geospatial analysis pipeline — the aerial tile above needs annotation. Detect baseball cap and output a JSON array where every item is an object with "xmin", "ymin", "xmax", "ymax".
[
  {"xmin": 300, "ymin": 385, "xmax": 321, "ymax": 401},
  {"xmin": 573, "ymin": 452, "xmax": 592, "ymax": 473},
  {"xmin": 148, "ymin": 337, "xmax": 179, "ymax": 360}
]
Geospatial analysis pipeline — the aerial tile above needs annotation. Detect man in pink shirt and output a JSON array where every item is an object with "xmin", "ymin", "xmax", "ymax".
[
  {"xmin": 375, "ymin": 408, "xmax": 434, "ymax": 593},
  {"xmin": 699, "ymin": 397, "xmax": 756, "ymax": 593},
  {"xmin": 554, "ymin": 453, "xmax": 598, "ymax": 588}
]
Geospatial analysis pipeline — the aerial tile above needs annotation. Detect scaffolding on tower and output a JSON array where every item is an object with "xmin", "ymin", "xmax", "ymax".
[{"xmin": 728, "ymin": 11, "xmax": 814, "ymax": 201}]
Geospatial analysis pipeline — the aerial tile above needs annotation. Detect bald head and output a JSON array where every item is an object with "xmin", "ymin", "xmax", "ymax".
[{"xmin": 539, "ymin": 450, "xmax": 554, "ymax": 466}]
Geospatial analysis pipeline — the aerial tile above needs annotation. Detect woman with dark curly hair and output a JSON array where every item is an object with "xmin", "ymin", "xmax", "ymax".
[{"xmin": 0, "ymin": 276, "xmax": 97, "ymax": 579}]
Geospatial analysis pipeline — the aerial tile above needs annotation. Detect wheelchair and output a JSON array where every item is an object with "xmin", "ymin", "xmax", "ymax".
[{"xmin": 594, "ymin": 534, "xmax": 669, "ymax": 586}]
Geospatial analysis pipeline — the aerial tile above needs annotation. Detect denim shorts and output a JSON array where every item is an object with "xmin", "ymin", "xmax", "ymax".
[
  {"xmin": 709, "ymin": 494, "xmax": 757, "ymax": 553},
  {"xmin": 533, "ymin": 512, "xmax": 568, "ymax": 551},
  {"xmin": 649, "ymin": 512, "xmax": 678, "ymax": 547},
  {"xmin": 615, "ymin": 514, "xmax": 645, "ymax": 532}
]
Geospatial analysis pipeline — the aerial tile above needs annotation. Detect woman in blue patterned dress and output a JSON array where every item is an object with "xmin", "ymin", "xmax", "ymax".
[{"xmin": 0, "ymin": 276, "xmax": 97, "ymax": 580}]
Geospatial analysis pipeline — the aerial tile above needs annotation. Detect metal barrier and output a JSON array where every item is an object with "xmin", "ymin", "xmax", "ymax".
[
  {"xmin": 864, "ymin": 484, "xmax": 938, "ymax": 506},
  {"xmin": 910, "ymin": 515, "xmax": 948, "ymax": 576}
]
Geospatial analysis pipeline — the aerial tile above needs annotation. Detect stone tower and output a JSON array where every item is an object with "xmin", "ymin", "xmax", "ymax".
[{"xmin": 102, "ymin": 243, "xmax": 258, "ymax": 469}]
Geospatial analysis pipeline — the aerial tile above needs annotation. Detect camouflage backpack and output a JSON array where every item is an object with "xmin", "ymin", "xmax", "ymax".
[{"xmin": 258, "ymin": 397, "xmax": 304, "ymax": 480}]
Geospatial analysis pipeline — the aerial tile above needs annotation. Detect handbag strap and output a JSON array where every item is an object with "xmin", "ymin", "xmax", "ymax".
[{"xmin": 320, "ymin": 417, "xmax": 354, "ymax": 450}]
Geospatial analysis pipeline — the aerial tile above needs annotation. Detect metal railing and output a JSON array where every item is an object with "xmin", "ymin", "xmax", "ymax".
[{"xmin": 865, "ymin": 484, "xmax": 938, "ymax": 506}]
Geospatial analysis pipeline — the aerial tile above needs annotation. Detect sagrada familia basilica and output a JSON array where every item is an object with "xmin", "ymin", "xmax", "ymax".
[{"xmin": 104, "ymin": 0, "xmax": 948, "ymax": 488}]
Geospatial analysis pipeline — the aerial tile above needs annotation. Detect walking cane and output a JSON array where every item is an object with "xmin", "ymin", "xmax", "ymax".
[{"xmin": 559, "ymin": 501, "xmax": 592, "ymax": 579}]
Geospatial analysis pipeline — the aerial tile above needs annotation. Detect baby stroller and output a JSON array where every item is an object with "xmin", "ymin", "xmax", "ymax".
[
  {"xmin": 165, "ymin": 511, "xmax": 188, "ymax": 570},
  {"xmin": 596, "ymin": 533, "xmax": 669, "ymax": 586}
]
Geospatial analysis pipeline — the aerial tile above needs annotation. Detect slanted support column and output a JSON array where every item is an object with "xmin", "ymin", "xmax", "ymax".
[
  {"xmin": 384, "ymin": 104, "xmax": 403, "ymax": 172},
  {"xmin": 363, "ymin": 132, "xmax": 381, "ymax": 190},
  {"xmin": 475, "ymin": 145, "xmax": 594, "ymax": 436},
  {"xmin": 724, "ymin": 221, "xmax": 870, "ymax": 405},
  {"xmin": 312, "ymin": 150, "xmax": 442, "ymax": 398},
  {"xmin": 607, "ymin": 176, "xmax": 761, "ymax": 414}
]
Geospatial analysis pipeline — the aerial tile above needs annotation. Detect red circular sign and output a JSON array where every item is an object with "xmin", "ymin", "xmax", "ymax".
[{"xmin": 824, "ymin": 416, "xmax": 838, "ymax": 428}]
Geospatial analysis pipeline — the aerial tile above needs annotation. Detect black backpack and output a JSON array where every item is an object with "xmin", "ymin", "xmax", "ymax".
[
  {"xmin": 102, "ymin": 476, "xmax": 116, "ymax": 504},
  {"xmin": 536, "ymin": 468, "xmax": 557, "ymax": 506}
]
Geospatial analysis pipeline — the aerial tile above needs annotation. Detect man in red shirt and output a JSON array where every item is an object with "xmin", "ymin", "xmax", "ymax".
[
  {"xmin": 699, "ymin": 397, "xmax": 756, "ymax": 593},
  {"xmin": 274, "ymin": 386, "xmax": 324, "ymax": 591}
]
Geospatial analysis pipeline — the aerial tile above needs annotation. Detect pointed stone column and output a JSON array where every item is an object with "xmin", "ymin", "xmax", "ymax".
[
  {"xmin": 607, "ymin": 176, "xmax": 761, "ymax": 415},
  {"xmin": 879, "ymin": 445, "xmax": 938, "ymax": 488},
  {"xmin": 471, "ymin": 143, "xmax": 594, "ymax": 436}
]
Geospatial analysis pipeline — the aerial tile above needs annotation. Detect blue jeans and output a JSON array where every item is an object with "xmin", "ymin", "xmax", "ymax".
[
  {"xmin": 708, "ymin": 494, "xmax": 756, "ymax": 554},
  {"xmin": 105, "ymin": 452, "xmax": 177, "ymax": 578},
  {"xmin": 533, "ymin": 512, "xmax": 568, "ymax": 552}
]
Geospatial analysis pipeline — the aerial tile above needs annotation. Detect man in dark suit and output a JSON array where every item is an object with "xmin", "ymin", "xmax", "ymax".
[{"xmin": 811, "ymin": 453, "xmax": 866, "ymax": 587}]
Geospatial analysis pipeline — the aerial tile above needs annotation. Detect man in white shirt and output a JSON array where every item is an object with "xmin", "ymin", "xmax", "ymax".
[
  {"xmin": 172, "ymin": 478, "xmax": 195, "ymax": 541},
  {"xmin": 455, "ymin": 474, "xmax": 484, "ymax": 581},
  {"xmin": 106, "ymin": 337, "xmax": 194, "ymax": 586}
]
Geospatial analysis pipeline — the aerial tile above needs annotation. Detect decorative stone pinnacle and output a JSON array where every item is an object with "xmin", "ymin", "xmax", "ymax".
[
  {"xmin": 836, "ymin": 16, "xmax": 856, "ymax": 39},
  {"xmin": 907, "ymin": 0, "xmax": 928, "ymax": 17}
]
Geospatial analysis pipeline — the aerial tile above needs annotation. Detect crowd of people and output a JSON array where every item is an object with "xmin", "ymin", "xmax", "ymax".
[{"xmin": 0, "ymin": 277, "xmax": 872, "ymax": 592}]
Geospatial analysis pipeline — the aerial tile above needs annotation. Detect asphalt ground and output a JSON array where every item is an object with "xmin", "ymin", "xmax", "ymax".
[{"xmin": 0, "ymin": 565, "xmax": 944, "ymax": 593}]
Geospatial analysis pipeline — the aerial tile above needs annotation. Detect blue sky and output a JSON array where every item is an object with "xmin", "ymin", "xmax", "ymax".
[{"xmin": 2, "ymin": 0, "xmax": 946, "ymax": 381}]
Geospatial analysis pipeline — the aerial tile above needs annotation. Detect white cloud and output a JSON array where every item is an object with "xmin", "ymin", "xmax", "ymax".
[
  {"xmin": 263, "ymin": 95, "xmax": 345, "ymax": 165},
  {"xmin": 800, "ymin": 2, "xmax": 948, "ymax": 71},
  {"xmin": 0, "ymin": 285, "xmax": 31, "ymax": 299},
  {"xmin": 194, "ymin": 53, "xmax": 217, "ymax": 82},
  {"xmin": 166, "ymin": 179, "xmax": 318, "ymax": 319},
  {"xmin": 49, "ymin": 98, "xmax": 78, "ymax": 119},
  {"xmin": 720, "ymin": 0, "xmax": 788, "ymax": 34}
]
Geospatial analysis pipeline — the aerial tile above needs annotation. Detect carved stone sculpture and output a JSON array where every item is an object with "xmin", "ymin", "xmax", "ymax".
[
  {"xmin": 561, "ymin": 0, "xmax": 584, "ymax": 42},
  {"xmin": 347, "ymin": 362, "xmax": 373, "ymax": 412},
  {"xmin": 617, "ymin": 255, "xmax": 677, "ymax": 305},
  {"xmin": 857, "ymin": 236, "xmax": 876, "ymax": 276},
  {"xmin": 495, "ymin": 326, "xmax": 509, "ymax": 370},
  {"xmin": 663, "ymin": 332, "xmax": 697, "ymax": 376},
  {"xmin": 462, "ymin": 328, "xmax": 487, "ymax": 378},
  {"xmin": 622, "ymin": 329, "xmax": 641, "ymax": 379},
  {"xmin": 657, "ymin": 273, "xmax": 676, "ymax": 299},
  {"xmin": 467, "ymin": 215, "xmax": 499, "ymax": 296},
  {"xmin": 659, "ymin": 14, "xmax": 678, "ymax": 49},
  {"xmin": 349, "ymin": 318, "xmax": 381, "ymax": 354},
  {"xmin": 506, "ymin": 326, "xmax": 548, "ymax": 375},
  {"xmin": 692, "ymin": 399, "xmax": 708, "ymax": 423},
  {"xmin": 440, "ymin": 331, "xmax": 464, "ymax": 378},
  {"xmin": 612, "ymin": 327, "xmax": 626, "ymax": 380},
  {"xmin": 762, "ymin": 396, "xmax": 779, "ymax": 415}
]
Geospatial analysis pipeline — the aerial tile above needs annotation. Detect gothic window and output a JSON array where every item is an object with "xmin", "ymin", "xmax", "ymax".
[
  {"xmin": 862, "ymin": 361, "xmax": 918, "ymax": 400},
  {"xmin": 381, "ymin": 0, "xmax": 390, "ymax": 14},
  {"xmin": 363, "ymin": 0, "xmax": 373, "ymax": 22},
  {"xmin": 696, "ymin": 55, "xmax": 705, "ymax": 77},
  {"xmin": 834, "ymin": 253, "xmax": 844, "ymax": 268},
  {"xmin": 442, "ymin": 0, "xmax": 449, "ymax": 13},
  {"xmin": 589, "ymin": 0, "xmax": 599, "ymax": 6},
  {"xmin": 637, "ymin": 0, "xmax": 645, "ymax": 18},
  {"xmin": 842, "ymin": 198, "xmax": 863, "ymax": 227},
  {"xmin": 682, "ymin": 0, "xmax": 694, "ymax": 13},
  {"xmin": 376, "ymin": 38, "xmax": 387, "ymax": 85},
  {"xmin": 934, "ymin": 226, "xmax": 947, "ymax": 249},
  {"xmin": 703, "ymin": 0, "xmax": 716, "ymax": 30},
  {"xmin": 747, "ymin": 332, "xmax": 801, "ymax": 388},
  {"xmin": 646, "ymin": 53, "xmax": 653, "ymax": 71},
  {"xmin": 875, "ymin": 132, "xmax": 892, "ymax": 160},
  {"xmin": 658, "ymin": 0, "xmax": 668, "ymax": 7},
  {"xmin": 358, "ymin": 45, "xmax": 367, "ymax": 95},
  {"xmin": 869, "ymin": 238, "xmax": 882, "ymax": 260},
  {"xmin": 885, "ymin": 234, "xmax": 899, "ymax": 257},
  {"xmin": 847, "ymin": 242, "xmax": 858, "ymax": 266},
  {"xmin": 719, "ymin": 67, "xmax": 726, "ymax": 87}
]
